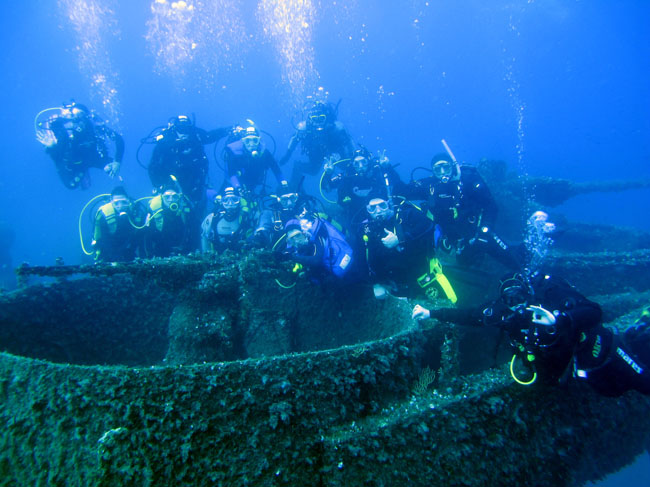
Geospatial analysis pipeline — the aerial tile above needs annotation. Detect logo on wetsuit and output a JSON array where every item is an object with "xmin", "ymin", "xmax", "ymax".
[
  {"xmin": 616, "ymin": 347, "xmax": 644, "ymax": 375},
  {"xmin": 592, "ymin": 335, "xmax": 602, "ymax": 358}
]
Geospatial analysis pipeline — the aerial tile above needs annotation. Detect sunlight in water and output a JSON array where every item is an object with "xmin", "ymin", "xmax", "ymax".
[
  {"xmin": 145, "ymin": 0, "xmax": 245, "ymax": 87},
  {"xmin": 257, "ymin": 0, "xmax": 320, "ymax": 107},
  {"xmin": 58, "ymin": 0, "xmax": 122, "ymax": 126},
  {"xmin": 146, "ymin": 0, "xmax": 198, "ymax": 78}
]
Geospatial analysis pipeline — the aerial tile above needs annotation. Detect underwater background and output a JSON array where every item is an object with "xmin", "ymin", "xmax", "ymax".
[{"xmin": 0, "ymin": 0, "xmax": 648, "ymax": 484}]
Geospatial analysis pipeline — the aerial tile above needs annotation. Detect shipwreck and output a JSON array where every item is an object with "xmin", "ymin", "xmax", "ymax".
[{"xmin": 1, "ymin": 167, "xmax": 650, "ymax": 486}]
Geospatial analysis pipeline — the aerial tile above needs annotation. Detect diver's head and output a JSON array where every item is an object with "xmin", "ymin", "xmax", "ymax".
[
  {"xmin": 241, "ymin": 125, "xmax": 261, "ymax": 157},
  {"xmin": 298, "ymin": 217, "xmax": 315, "ymax": 235},
  {"xmin": 352, "ymin": 149, "xmax": 371, "ymax": 174},
  {"xmin": 430, "ymin": 153, "xmax": 458, "ymax": 183},
  {"xmin": 499, "ymin": 274, "xmax": 531, "ymax": 309},
  {"xmin": 278, "ymin": 191, "xmax": 299, "ymax": 210},
  {"xmin": 285, "ymin": 220, "xmax": 309, "ymax": 248},
  {"xmin": 307, "ymin": 102, "xmax": 333, "ymax": 131},
  {"xmin": 366, "ymin": 198, "xmax": 394, "ymax": 221},
  {"xmin": 110, "ymin": 186, "xmax": 131, "ymax": 216},
  {"xmin": 169, "ymin": 115, "xmax": 194, "ymax": 140},
  {"xmin": 218, "ymin": 187, "xmax": 242, "ymax": 217},
  {"xmin": 161, "ymin": 188, "xmax": 182, "ymax": 213},
  {"xmin": 61, "ymin": 100, "xmax": 90, "ymax": 120}
]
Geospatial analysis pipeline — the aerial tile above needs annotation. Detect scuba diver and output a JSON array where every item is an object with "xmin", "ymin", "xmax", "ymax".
[
  {"xmin": 322, "ymin": 147, "xmax": 406, "ymax": 228},
  {"xmin": 92, "ymin": 186, "xmax": 146, "ymax": 262},
  {"xmin": 223, "ymin": 121, "xmax": 288, "ymax": 199},
  {"xmin": 279, "ymin": 88, "xmax": 355, "ymax": 189},
  {"xmin": 146, "ymin": 115, "xmax": 231, "ymax": 250},
  {"xmin": 359, "ymin": 197, "xmax": 456, "ymax": 302},
  {"xmin": 143, "ymin": 184, "xmax": 193, "ymax": 258},
  {"xmin": 281, "ymin": 217, "xmax": 354, "ymax": 282},
  {"xmin": 147, "ymin": 115, "xmax": 230, "ymax": 206},
  {"xmin": 408, "ymin": 146, "xmax": 520, "ymax": 270},
  {"xmin": 35, "ymin": 100, "xmax": 124, "ymax": 190},
  {"xmin": 252, "ymin": 182, "xmax": 321, "ymax": 248},
  {"xmin": 200, "ymin": 187, "xmax": 255, "ymax": 253},
  {"xmin": 413, "ymin": 273, "xmax": 650, "ymax": 396}
]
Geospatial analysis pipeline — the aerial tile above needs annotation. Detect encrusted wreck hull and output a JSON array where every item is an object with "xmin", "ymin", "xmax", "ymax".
[{"xmin": 1, "ymin": 250, "xmax": 650, "ymax": 486}]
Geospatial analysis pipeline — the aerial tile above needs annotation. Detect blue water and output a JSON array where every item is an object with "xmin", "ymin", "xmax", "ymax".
[{"xmin": 0, "ymin": 0, "xmax": 648, "ymax": 482}]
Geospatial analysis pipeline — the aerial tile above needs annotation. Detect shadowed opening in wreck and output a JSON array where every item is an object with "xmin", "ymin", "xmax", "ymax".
[
  {"xmin": 2, "ymin": 273, "xmax": 490, "ymax": 369},
  {"xmin": 0, "ymin": 275, "xmax": 174, "ymax": 366}
]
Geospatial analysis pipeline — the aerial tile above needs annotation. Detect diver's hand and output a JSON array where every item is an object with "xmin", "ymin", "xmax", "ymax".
[
  {"xmin": 381, "ymin": 228, "xmax": 399, "ymax": 248},
  {"xmin": 378, "ymin": 149, "xmax": 390, "ymax": 167},
  {"xmin": 323, "ymin": 160, "xmax": 334, "ymax": 173},
  {"xmin": 325, "ymin": 153, "xmax": 341, "ymax": 165},
  {"xmin": 36, "ymin": 130, "xmax": 57, "ymax": 147},
  {"xmin": 412, "ymin": 304, "xmax": 430, "ymax": 321},
  {"xmin": 104, "ymin": 161, "xmax": 121, "ymax": 178},
  {"xmin": 527, "ymin": 305, "xmax": 556, "ymax": 326}
]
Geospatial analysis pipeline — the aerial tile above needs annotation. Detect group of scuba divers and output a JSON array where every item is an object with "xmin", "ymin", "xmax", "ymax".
[{"xmin": 35, "ymin": 93, "xmax": 650, "ymax": 399}]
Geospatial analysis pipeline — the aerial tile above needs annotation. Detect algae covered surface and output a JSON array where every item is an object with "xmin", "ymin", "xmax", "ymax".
[{"xmin": 1, "ymin": 249, "xmax": 650, "ymax": 486}]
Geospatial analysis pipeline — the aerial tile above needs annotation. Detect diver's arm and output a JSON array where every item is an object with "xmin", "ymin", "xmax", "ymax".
[
  {"xmin": 468, "ymin": 172, "xmax": 498, "ymax": 227},
  {"xmin": 223, "ymin": 147, "xmax": 243, "ymax": 189},
  {"xmin": 101, "ymin": 127, "xmax": 125, "ymax": 178},
  {"xmin": 342, "ymin": 130, "xmax": 356, "ymax": 160},
  {"xmin": 92, "ymin": 213, "xmax": 106, "ymax": 261},
  {"xmin": 413, "ymin": 305, "xmax": 485, "ymax": 327},
  {"xmin": 148, "ymin": 144, "xmax": 168, "ymax": 188},
  {"xmin": 294, "ymin": 242, "xmax": 323, "ymax": 268},
  {"xmin": 543, "ymin": 277, "xmax": 603, "ymax": 332},
  {"xmin": 401, "ymin": 207, "xmax": 435, "ymax": 243},
  {"xmin": 266, "ymin": 153, "xmax": 288, "ymax": 186},
  {"xmin": 279, "ymin": 132, "xmax": 300, "ymax": 166},
  {"xmin": 201, "ymin": 126, "xmax": 232, "ymax": 145},
  {"xmin": 322, "ymin": 172, "xmax": 341, "ymax": 192},
  {"xmin": 102, "ymin": 127, "xmax": 125, "ymax": 163},
  {"xmin": 564, "ymin": 296, "xmax": 603, "ymax": 334}
]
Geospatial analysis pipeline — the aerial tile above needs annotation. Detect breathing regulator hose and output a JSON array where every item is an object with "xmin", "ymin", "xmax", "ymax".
[
  {"xmin": 319, "ymin": 158, "xmax": 350, "ymax": 204},
  {"xmin": 79, "ymin": 194, "xmax": 110, "ymax": 255}
]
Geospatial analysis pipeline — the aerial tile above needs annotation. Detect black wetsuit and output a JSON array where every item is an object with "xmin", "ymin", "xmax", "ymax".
[
  {"xmin": 47, "ymin": 116, "xmax": 124, "ymax": 189},
  {"xmin": 224, "ymin": 140, "xmax": 285, "ymax": 198},
  {"xmin": 280, "ymin": 121, "xmax": 355, "ymax": 188},
  {"xmin": 431, "ymin": 274, "xmax": 650, "ymax": 395},
  {"xmin": 324, "ymin": 162, "xmax": 407, "ymax": 227},
  {"xmin": 149, "ymin": 126, "xmax": 229, "ymax": 250},
  {"xmin": 408, "ymin": 165, "xmax": 519, "ymax": 269},
  {"xmin": 93, "ymin": 204, "xmax": 145, "ymax": 263},
  {"xmin": 359, "ymin": 202, "xmax": 435, "ymax": 297},
  {"xmin": 149, "ymin": 127, "xmax": 229, "ymax": 205}
]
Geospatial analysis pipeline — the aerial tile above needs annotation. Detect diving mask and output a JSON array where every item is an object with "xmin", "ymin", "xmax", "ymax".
[
  {"xmin": 353, "ymin": 156, "xmax": 369, "ymax": 173},
  {"xmin": 221, "ymin": 194, "xmax": 241, "ymax": 210},
  {"xmin": 279, "ymin": 193, "xmax": 299, "ymax": 209},
  {"xmin": 242, "ymin": 135, "xmax": 261, "ymax": 154},
  {"xmin": 162, "ymin": 190, "xmax": 181, "ymax": 212},
  {"xmin": 111, "ymin": 196, "xmax": 131, "ymax": 215},
  {"xmin": 308, "ymin": 113, "xmax": 327, "ymax": 130},
  {"xmin": 432, "ymin": 160, "xmax": 454, "ymax": 182},
  {"xmin": 172, "ymin": 116, "xmax": 193, "ymax": 140},
  {"xmin": 366, "ymin": 199, "xmax": 391, "ymax": 218}
]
